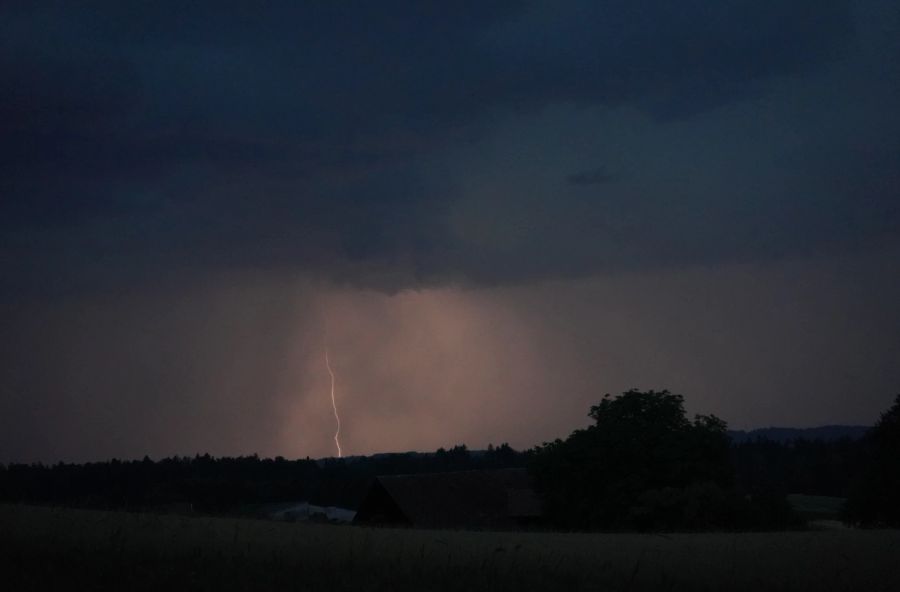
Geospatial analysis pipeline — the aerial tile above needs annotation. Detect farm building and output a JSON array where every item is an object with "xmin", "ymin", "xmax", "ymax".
[{"xmin": 353, "ymin": 468, "xmax": 542, "ymax": 529}]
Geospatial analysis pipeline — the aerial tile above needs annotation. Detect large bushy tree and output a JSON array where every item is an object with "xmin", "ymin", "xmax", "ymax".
[
  {"xmin": 530, "ymin": 389, "xmax": 784, "ymax": 531},
  {"xmin": 844, "ymin": 394, "xmax": 900, "ymax": 527}
]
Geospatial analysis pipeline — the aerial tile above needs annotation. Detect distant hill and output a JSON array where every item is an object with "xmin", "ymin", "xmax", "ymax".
[{"xmin": 728, "ymin": 425, "xmax": 870, "ymax": 443}]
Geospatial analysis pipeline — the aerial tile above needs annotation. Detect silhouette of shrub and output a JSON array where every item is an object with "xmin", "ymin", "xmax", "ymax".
[
  {"xmin": 844, "ymin": 394, "xmax": 900, "ymax": 527},
  {"xmin": 530, "ymin": 389, "xmax": 800, "ymax": 531}
]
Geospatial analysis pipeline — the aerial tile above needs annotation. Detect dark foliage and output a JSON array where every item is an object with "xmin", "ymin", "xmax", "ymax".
[
  {"xmin": 0, "ymin": 455, "xmax": 322, "ymax": 514},
  {"xmin": 0, "ymin": 393, "xmax": 881, "ymax": 533},
  {"xmin": 0, "ymin": 444, "xmax": 526, "ymax": 514},
  {"xmin": 844, "ymin": 394, "xmax": 900, "ymax": 527},
  {"xmin": 529, "ymin": 389, "xmax": 803, "ymax": 531},
  {"xmin": 728, "ymin": 426, "xmax": 869, "ymax": 444},
  {"xmin": 731, "ymin": 437, "xmax": 863, "ymax": 498}
]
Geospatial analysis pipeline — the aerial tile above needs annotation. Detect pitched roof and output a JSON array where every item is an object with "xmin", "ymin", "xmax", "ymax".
[{"xmin": 355, "ymin": 468, "xmax": 541, "ymax": 529}]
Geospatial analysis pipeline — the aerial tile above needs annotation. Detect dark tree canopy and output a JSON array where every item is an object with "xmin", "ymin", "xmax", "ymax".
[
  {"xmin": 845, "ymin": 394, "xmax": 900, "ymax": 527},
  {"xmin": 530, "ymin": 389, "xmax": 795, "ymax": 531}
]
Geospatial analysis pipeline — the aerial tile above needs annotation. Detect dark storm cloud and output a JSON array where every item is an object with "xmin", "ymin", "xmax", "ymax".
[
  {"xmin": 1, "ymin": 0, "xmax": 878, "ymax": 294},
  {"xmin": 567, "ymin": 168, "xmax": 619, "ymax": 186},
  {"xmin": 3, "ymin": 1, "xmax": 900, "ymax": 463}
]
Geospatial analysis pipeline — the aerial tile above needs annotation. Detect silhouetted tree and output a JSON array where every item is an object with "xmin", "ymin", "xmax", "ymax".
[
  {"xmin": 845, "ymin": 394, "xmax": 900, "ymax": 527},
  {"xmin": 530, "ymin": 389, "xmax": 794, "ymax": 531},
  {"xmin": 484, "ymin": 443, "xmax": 521, "ymax": 468}
]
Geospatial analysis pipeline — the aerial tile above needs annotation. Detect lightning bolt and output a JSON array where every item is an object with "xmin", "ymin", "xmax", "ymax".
[{"xmin": 325, "ymin": 348, "xmax": 343, "ymax": 458}]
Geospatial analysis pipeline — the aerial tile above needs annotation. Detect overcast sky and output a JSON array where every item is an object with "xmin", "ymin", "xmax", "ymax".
[{"xmin": 2, "ymin": 1, "xmax": 898, "ymax": 462}]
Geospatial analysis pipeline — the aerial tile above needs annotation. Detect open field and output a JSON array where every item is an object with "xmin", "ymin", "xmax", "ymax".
[{"xmin": 2, "ymin": 504, "xmax": 898, "ymax": 591}]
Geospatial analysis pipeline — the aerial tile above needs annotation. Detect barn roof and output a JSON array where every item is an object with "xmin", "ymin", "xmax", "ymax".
[{"xmin": 354, "ymin": 468, "xmax": 541, "ymax": 529}]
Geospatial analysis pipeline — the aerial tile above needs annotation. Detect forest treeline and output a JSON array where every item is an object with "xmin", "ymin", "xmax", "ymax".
[
  {"xmin": 0, "ymin": 443, "xmax": 523, "ymax": 514},
  {"xmin": 0, "ymin": 435, "xmax": 866, "ymax": 519},
  {"xmin": 526, "ymin": 390, "xmax": 897, "ymax": 530},
  {"xmin": 1, "ymin": 392, "xmax": 897, "ymax": 530}
]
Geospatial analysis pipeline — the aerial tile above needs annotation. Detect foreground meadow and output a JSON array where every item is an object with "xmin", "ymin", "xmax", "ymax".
[{"xmin": 2, "ymin": 504, "xmax": 898, "ymax": 591}]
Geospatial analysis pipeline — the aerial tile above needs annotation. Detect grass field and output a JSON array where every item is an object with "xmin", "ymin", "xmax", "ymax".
[{"xmin": 2, "ymin": 504, "xmax": 898, "ymax": 591}]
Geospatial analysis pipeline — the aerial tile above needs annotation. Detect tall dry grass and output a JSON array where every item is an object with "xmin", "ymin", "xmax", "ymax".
[{"xmin": 2, "ymin": 504, "xmax": 898, "ymax": 591}]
